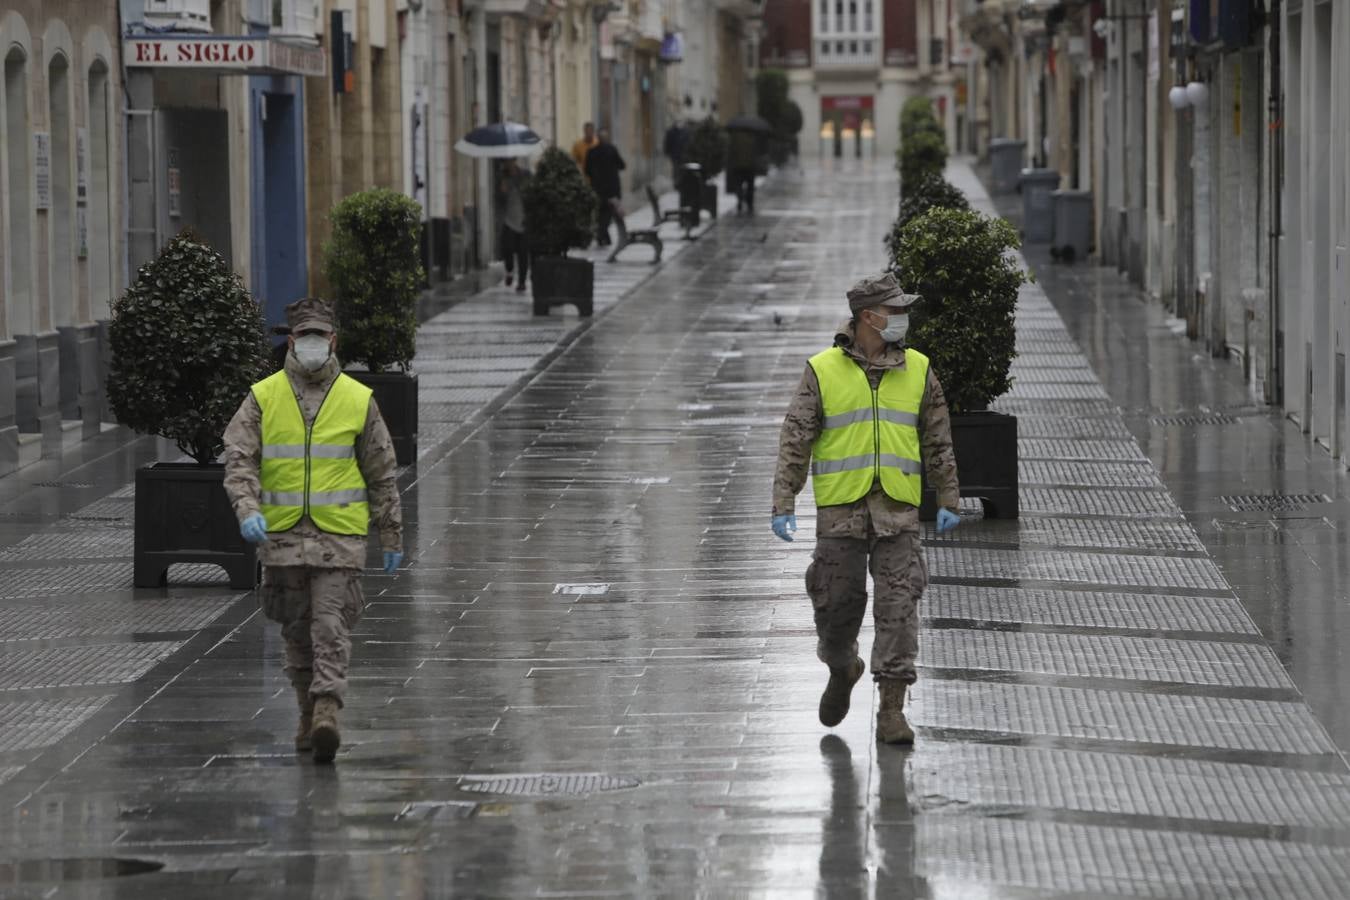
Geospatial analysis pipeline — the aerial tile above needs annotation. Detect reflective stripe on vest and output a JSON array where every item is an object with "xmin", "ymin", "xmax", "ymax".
[
  {"xmin": 807, "ymin": 346, "xmax": 928, "ymax": 508},
  {"xmin": 252, "ymin": 370, "xmax": 373, "ymax": 536}
]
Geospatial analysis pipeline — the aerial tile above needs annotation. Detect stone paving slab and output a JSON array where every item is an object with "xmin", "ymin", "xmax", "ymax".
[{"xmin": 910, "ymin": 680, "xmax": 1335, "ymax": 754}]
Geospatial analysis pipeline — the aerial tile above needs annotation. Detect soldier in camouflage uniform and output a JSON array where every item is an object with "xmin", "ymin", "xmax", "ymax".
[
  {"xmin": 772, "ymin": 272, "xmax": 960, "ymax": 744},
  {"xmin": 223, "ymin": 298, "xmax": 403, "ymax": 764}
]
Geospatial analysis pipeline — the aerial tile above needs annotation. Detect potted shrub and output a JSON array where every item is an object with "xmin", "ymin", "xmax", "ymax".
[
  {"xmin": 898, "ymin": 129, "xmax": 948, "ymax": 190},
  {"xmin": 686, "ymin": 116, "xmax": 728, "ymax": 219},
  {"xmin": 884, "ymin": 173, "xmax": 970, "ymax": 262},
  {"xmin": 107, "ymin": 231, "xmax": 270, "ymax": 588},
  {"xmin": 523, "ymin": 146, "xmax": 596, "ymax": 317},
  {"xmin": 324, "ymin": 188, "xmax": 424, "ymax": 465},
  {"xmin": 890, "ymin": 206, "xmax": 1030, "ymax": 519},
  {"xmin": 900, "ymin": 96, "xmax": 943, "ymax": 140}
]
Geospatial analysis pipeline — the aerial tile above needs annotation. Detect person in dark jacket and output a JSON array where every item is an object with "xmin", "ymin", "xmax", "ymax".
[{"xmin": 584, "ymin": 129, "xmax": 626, "ymax": 247}]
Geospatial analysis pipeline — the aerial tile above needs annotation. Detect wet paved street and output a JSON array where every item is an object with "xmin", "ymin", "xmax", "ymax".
[{"xmin": 2, "ymin": 160, "xmax": 1350, "ymax": 896}]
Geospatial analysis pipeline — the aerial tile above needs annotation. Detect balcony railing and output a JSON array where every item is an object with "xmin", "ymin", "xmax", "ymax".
[{"xmin": 814, "ymin": 35, "xmax": 880, "ymax": 68}]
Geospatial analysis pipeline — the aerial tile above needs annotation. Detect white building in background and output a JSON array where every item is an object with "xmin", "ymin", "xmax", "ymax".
[
  {"xmin": 0, "ymin": 0, "xmax": 125, "ymax": 474},
  {"xmin": 759, "ymin": 0, "xmax": 960, "ymax": 162}
]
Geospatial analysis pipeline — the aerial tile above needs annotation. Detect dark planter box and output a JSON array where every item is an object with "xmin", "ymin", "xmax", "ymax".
[
  {"xmin": 701, "ymin": 182, "xmax": 718, "ymax": 220},
  {"xmin": 346, "ymin": 370, "xmax": 418, "ymax": 466},
  {"xmin": 920, "ymin": 410, "xmax": 1019, "ymax": 519},
  {"xmin": 134, "ymin": 462, "xmax": 258, "ymax": 589},
  {"xmin": 532, "ymin": 256, "xmax": 594, "ymax": 317}
]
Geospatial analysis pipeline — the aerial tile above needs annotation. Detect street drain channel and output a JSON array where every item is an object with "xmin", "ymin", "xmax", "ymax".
[
  {"xmin": 1150, "ymin": 413, "xmax": 1238, "ymax": 426},
  {"xmin": 0, "ymin": 857, "xmax": 164, "ymax": 882},
  {"xmin": 1221, "ymin": 493, "xmax": 1331, "ymax": 512},
  {"xmin": 458, "ymin": 774, "xmax": 640, "ymax": 796}
]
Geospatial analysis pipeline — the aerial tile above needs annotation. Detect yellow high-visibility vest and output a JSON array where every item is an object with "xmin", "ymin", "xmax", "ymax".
[
  {"xmin": 252, "ymin": 370, "xmax": 372, "ymax": 536},
  {"xmin": 807, "ymin": 346, "xmax": 928, "ymax": 507}
]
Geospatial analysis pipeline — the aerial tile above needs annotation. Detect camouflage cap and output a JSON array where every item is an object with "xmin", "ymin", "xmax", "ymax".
[
  {"xmin": 285, "ymin": 297, "xmax": 335, "ymax": 334},
  {"xmin": 846, "ymin": 271, "xmax": 921, "ymax": 313}
]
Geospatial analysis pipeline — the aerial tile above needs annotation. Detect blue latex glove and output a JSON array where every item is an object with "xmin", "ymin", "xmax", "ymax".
[
  {"xmin": 383, "ymin": 551, "xmax": 403, "ymax": 574},
  {"xmin": 936, "ymin": 509, "xmax": 960, "ymax": 534},
  {"xmin": 240, "ymin": 513, "xmax": 268, "ymax": 545},
  {"xmin": 772, "ymin": 514, "xmax": 798, "ymax": 542}
]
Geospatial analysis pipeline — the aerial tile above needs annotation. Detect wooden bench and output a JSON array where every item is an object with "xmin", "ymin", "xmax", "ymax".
[{"xmin": 607, "ymin": 196, "xmax": 664, "ymax": 264}]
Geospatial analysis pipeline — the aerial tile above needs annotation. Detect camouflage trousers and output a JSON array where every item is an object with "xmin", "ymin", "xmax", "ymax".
[
  {"xmin": 805, "ymin": 533, "xmax": 927, "ymax": 684},
  {"xmin": 260, "ymin": 566, "xmax": 365, "ymax": 704}
]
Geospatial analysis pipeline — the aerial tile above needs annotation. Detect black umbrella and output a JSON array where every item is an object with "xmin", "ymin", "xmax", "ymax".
[
  {"xmin": 453, "ymin": 121, "xmax": 544, "ymax": 158},
  {"xmin": 725, "ymin": 114, "xmax": 772, "ymax": 134}
]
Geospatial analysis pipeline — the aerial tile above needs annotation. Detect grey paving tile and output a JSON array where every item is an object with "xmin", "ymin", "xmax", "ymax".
[
  {"xmin": 910, "ymin": 679, "xmax": 1336, "ymax": 754},
  {"xmin": 912, "ymin": 742, "xmax": 1350, "ymax": 827},
  {"xmin": 922, "ymin": 629, "xmax": 1294, "ymax": 688},
  {"xmin": 915, "ymin": 818, "xmax": 1350, "ymax": 898}
]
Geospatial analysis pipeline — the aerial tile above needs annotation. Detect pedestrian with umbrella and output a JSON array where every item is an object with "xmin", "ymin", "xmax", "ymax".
[{"xmin": 454, "ymin": 122, "xmax": 544, "ymax": 272}]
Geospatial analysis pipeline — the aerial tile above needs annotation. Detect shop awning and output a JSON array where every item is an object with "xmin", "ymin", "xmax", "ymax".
[{"xmin": 124, "ymin": 36, "xmax": 326, "ymax": 78}]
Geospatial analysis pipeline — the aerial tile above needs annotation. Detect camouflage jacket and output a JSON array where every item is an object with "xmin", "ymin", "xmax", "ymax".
[
  {"xmin": 222, "ymin": 352, "xmax": 402, "ymax": 569},
  {"xmin": 773, "ymin": 320, "xmax": 960, "ymax": 538}
]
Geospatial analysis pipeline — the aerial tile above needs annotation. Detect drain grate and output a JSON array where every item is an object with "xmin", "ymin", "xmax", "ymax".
[
  {"xmin": 459, "ymin": 773, "xmax": 640, "ymax": 796},
  {"xmin": 1221, "ymin": 493, "xmax": 1331, "ymax": 512},
  {"xmin": 1150, "ymin": 413, "xmax": 1238, "ymax": 426},
  {"xmin": 32, "ymin": 481, "xmax": 95, "ymax": 489}
]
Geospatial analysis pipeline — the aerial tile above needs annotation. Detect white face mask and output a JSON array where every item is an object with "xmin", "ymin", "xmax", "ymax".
[
  {"xmin": 876, "ymin": 312, "xmax": 909, "ymax": 343},
  {"xmin": 293, "ymin": 334, "xmax": 332, "ymax": 372}
]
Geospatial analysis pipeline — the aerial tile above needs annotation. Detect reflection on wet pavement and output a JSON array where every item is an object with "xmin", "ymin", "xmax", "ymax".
[{"xmin": 0, "ymin": 157, "xmax": 1346, "ymax": 896}]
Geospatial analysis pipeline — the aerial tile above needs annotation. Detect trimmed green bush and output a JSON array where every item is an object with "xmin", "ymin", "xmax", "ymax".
[
  {"xmin": 107, "ymin": 231, "xmax": 270, "ymax": 464},
  {"xmin": 524, "ymin": 146, "xmax": 594, "ymax": 257},
  {"xmin": 898, "ymin": 129, "xmax": 948, "ymax": 187},
  {"xmin": 884, "ymin": 174, "xmax": 970, "ymax": 263},
  {"xmin": 890, "ymin": 207, "xmax": 1030, "ymax": 413},
  {"xmin": 686, "ymin": 116, "xmax": 729, "ymax": 180},
  {"xmin": 324, "ymin": 188, "xmax": 423, "ymax": 374},
  {"xmin": 900, "ymin": 96, "xmax": 942, "ymax": 139}
]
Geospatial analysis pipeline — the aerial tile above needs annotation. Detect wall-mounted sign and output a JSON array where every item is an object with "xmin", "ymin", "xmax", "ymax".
[
  {"xmin": 77, "ymin": 206, "xmax": 88, "ymax": 259},
  {"xmin": 659, "ymin": 32, "xmax": 683, "ymax": 63},
  {"xmin": 167, "ymin": 148, "xmax": 181, "ymax": 219},
  {"xmin": 76, "ymin": 127, "xmax": 87, "ymax": 203},
  {"xmin": 34, "ymin": 132, "xmax": 50, "ymax": 210},
  {"xmin": 124, "ymin": 36, "xmax": 325, "ymax": 77}
]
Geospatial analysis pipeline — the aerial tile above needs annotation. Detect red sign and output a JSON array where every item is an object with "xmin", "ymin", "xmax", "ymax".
[
  {"xmin": 821, "ymin": 95, "xmax": 875, "ymax": 112},
  {"xmin": 124, "ymin": 37, "xmax": 325, "ymax": 77}
]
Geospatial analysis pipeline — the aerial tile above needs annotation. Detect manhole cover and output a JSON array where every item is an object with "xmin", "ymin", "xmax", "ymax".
[
  {"xmin": 1150, "ymin": 413, "xmax": 1238, "ymax": 426},
  {"xmin": 459, "ymin": 773, "xmax": 640, "ymax": 796},
  {"xmin": 0, "ymin": 857, "xmax": 164, "ymax": 882},
  {"xmin": 1221, "ymin": 493, "xmax": 1330, "ymax": 512}
]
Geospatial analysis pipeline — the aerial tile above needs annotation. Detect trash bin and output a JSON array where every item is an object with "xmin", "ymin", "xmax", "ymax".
[
  {"xmin": 1019, "ymin": 168, "xmax": 1061, "ymax": 243},
  {"xmin": 989, "ymin": 138, "xmax": 1026, "ymax": 194},
  {"xmin": 1051, "ymin": 190, "xmax": 1093, "ymax": 263}
]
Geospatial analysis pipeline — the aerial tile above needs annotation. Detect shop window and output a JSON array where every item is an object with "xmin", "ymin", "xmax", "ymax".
[{"xmin": 4, "ymin": 48, "xmax": 33, "ymax": 337}]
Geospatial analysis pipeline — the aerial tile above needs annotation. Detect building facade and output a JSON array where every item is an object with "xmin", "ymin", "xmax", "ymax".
[
  {"xmin": 958, "ymin": 0, "xmax": 1350, "ymax": 467},
  {"xmin": 0, "ymin": 0, "xmax": 125, "ymax": 474}
]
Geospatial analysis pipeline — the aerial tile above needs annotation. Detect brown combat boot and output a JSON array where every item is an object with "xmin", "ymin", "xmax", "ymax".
[
  {"xmin": 310, "ymin": 695, "xmax": 341, "ymax": 764},
  {"xmin": 876, "ymin": 680, "xmax": 914, "ymax": 745},
  {"xmin": 818, "ymin": 657, "xmax": 866, "ymax": 727},
  {"xmin": 294, "ymin": 688, "xmax": 314, "ymax": 753}
]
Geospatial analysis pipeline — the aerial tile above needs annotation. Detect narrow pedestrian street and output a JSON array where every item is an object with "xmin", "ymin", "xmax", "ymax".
[{"xmin": 1, "ymin": 158, "xmax": 1349, "ymax": 897}]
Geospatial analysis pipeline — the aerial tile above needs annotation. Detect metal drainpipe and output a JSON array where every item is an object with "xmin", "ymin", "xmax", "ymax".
[{"xmin": 1268, "ymin": 0, "xmax": 1283, "ymax": 406}]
